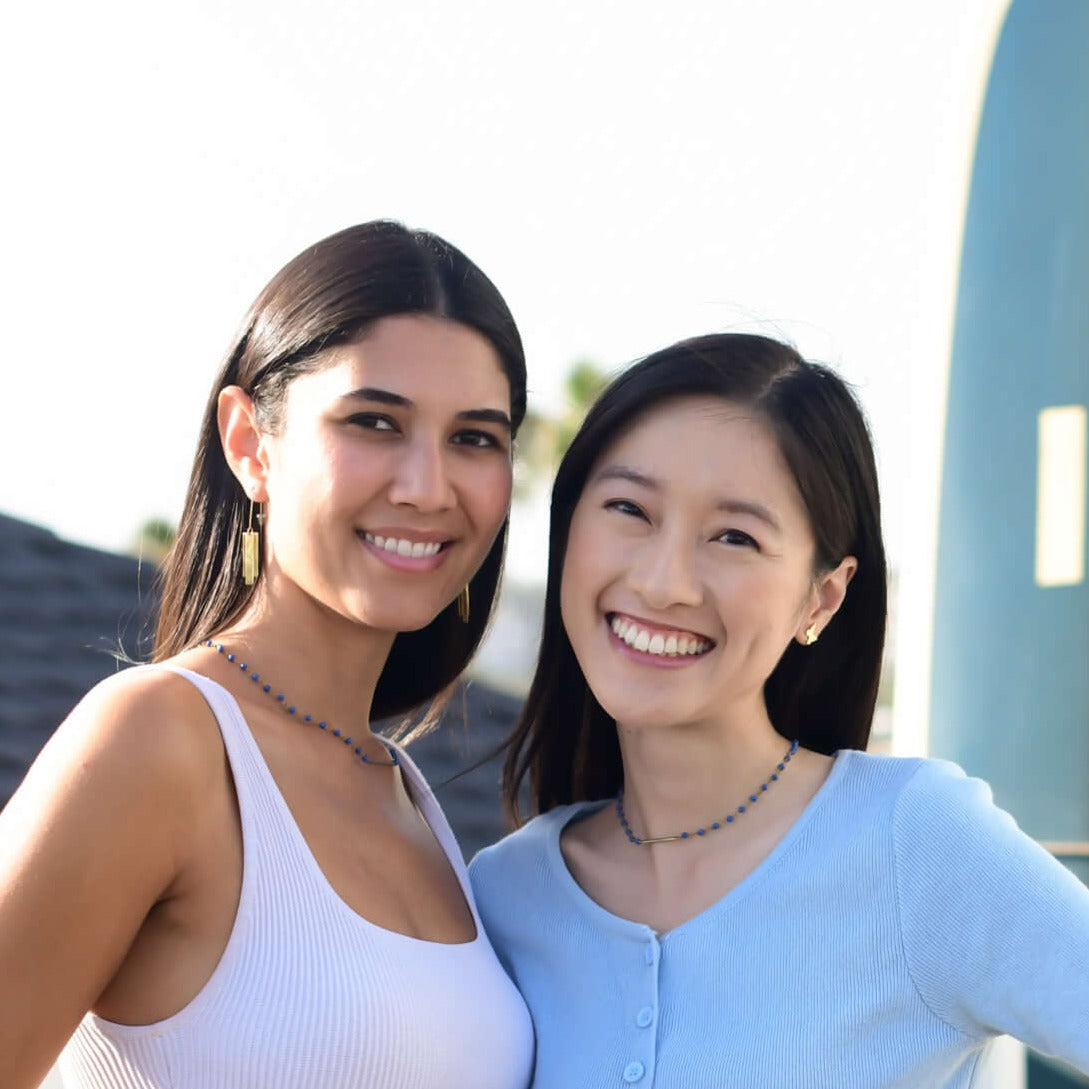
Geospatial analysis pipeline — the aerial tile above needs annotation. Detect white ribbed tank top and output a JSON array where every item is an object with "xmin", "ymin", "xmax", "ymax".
[{"xmin": 58, "ymin": 666, "xmax": 533, "ymax": 1089}]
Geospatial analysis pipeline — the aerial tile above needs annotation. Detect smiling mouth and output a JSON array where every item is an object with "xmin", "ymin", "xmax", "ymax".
[
  {"xmin": 608, "ymin": 613, "xmax": 714, "ymax": 658},
  {"xmin": 361, "ymin": 532, "xmax": 449, "ymax": 559}
]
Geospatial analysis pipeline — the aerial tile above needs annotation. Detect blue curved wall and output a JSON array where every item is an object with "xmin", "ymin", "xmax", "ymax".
[{"xmin": 930, "ymin": 0, "xmax": 1089, "ymax": 890}]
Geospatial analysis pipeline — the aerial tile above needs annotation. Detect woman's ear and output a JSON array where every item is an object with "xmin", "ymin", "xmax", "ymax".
[
  {"xmin": 218, "ymin": 386, "xmax": 269, "ymax": 502},
  {"xmin": 796, "ymin": 555, "xmax": 858, "ymax": 645}
]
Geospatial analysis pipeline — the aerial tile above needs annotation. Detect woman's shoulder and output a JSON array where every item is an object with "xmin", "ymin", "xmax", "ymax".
[
  {"xmin": 45, "ymin": 661, "xmax": 230, "ymax": 798},
  {"xmin": 817, "ymin": 749, "xmax": 1009, "ymax": 849},
  {"xmin": 469, "ymin": 801, "xmax": 599, "ymax": 883},
  {"xmin": 831, "ymin": 748, "xmax": 981, "ymax": 807},
  {"xmin": 856, "ymin": 751, "xmax": 1000, "ymax": 824},
  {"xmin": 849, "ymin": 751, "xmax": 1038, "ymax": 872}
]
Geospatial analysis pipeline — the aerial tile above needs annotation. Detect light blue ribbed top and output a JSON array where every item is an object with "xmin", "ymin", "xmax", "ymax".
[
  {"xmin": 60, "ymin": 666, "xmax": 534, "ymax": 1089},
  {"xmin": 470, "ymin": 750, "xmax": 1089, "ymax": 1088}
]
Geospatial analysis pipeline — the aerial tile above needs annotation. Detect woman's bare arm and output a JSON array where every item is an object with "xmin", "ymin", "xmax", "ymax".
[{"xmin": 0, "ymin": 670, "xmax": 213, "ymax": 1089}]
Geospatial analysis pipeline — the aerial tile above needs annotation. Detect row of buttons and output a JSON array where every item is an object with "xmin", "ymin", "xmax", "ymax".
[{"xmin": 622, "ymin": 940, "xmax": 660, "ymax": 1080}]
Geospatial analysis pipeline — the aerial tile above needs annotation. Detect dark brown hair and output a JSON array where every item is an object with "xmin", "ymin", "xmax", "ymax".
[
  {"xmin": 502, "ymin": 333, "xmax": 886, "ymax": 819},
  {"xmin": 155, "ymin": 220, "xmax": 526, "ymax": 719}
]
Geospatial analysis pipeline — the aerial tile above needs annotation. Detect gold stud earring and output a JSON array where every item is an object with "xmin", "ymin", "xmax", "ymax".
[
  {"xmin": 804, "ymin": 624, "xmax": 819, "ymax": 646},
  {"xmin": 456, "ymin": 584, "xmax": 470, "ymax": 624},
  {"xmin": 241, "ymin": 499, "xmax": 260, "ymax": 586}
]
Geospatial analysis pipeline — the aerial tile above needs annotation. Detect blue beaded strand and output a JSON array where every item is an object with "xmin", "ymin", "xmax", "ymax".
[
  {"xmin": 202, "ymin": 640, "xmax": 399, "ymax": 768},
  {"xmin": 616, "ymin": 738, "xmax": 798, "ymax": 846}
]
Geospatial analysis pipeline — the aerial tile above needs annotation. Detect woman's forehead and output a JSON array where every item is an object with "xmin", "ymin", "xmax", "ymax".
[
  {"xmin": 599, "ymin": 396, "xmax": 772, "ymax": 464},
  {"xmin": 285, "ymin": 316, "xmax": 511, "ymax": 407}
]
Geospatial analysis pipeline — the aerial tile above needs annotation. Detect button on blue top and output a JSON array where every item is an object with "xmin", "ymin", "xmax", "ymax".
[
  {"xmin": 623, "ymin": 1060, "xmax": 645, "ymax": 1082},
  {"xmin": 636, "ymin": 1005, "xmax": 654, "ymax": 1028},
  {"xmin": 644, "ymin": 943, "xmax": 655, "ymax": 965}
]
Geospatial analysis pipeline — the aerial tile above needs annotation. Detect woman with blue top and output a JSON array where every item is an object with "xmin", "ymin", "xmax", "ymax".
[
  {"xmin": 469, "ymin": 333, "xmax": 1089, "ymax": 1087},
  {"xmin": 0, "ymin": 221, "xmax": 533, "ymax": 1089}
]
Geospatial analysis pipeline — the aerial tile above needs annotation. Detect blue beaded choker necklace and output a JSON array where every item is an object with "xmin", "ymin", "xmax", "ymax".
[
  {"xmin": 203, "ymin": 640, "xmax": 399, "ymax": 768},
  {"xmin": 616, "ymin": 737, "xmax": 799, "ymax": 845}
]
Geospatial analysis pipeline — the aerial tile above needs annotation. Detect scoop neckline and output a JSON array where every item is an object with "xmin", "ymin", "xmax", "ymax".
[
  {"xmin": 544, "ymin": 747, "xmax": 854, "ymax": 941},
  {"xmin": 175, "ymin": 665, "xmax": 484, "ymax": 950}
]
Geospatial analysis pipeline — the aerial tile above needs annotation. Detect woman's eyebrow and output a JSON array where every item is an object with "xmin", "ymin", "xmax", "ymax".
[
  {"xmin": 457, "ymin": 408, "xmax": 513, "ymax": 430},
  {"xmin": 715, "ymin": 499, "xmax": 781, "ymax": 533},
  {"xmin": 593, "ymin": 465, "xmax": 781, "ymax": 532},
  {"xmin": 593, "ymin": 465, "xmax": 658, "ymax": 489},
  {"xmin": 343, "ymin": 387, "xmax": 511, "ymax": 430},
  {"xmin": 344, "ymin": 386, "xmax": 411, "ymax": 407}
]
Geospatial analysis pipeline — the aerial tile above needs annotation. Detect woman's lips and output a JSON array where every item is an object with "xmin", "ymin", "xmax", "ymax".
[
  {"xmin": 607, "ymin": 612, "xmax": 715, "ymax": 662},
  {"xmin": 358, "ymin": 529, "xmax": 452, "ymax": 571}
]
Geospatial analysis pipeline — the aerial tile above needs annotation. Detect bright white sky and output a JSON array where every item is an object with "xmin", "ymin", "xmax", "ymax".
[{"xmin": 1, "ymin": 0, "xmax": 1008, "ymax": 583}]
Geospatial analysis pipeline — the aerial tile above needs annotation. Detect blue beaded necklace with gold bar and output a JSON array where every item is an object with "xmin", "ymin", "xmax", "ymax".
[{"xmin": 615, "ymin": 738, "xmax": 798, "ymax": 845}]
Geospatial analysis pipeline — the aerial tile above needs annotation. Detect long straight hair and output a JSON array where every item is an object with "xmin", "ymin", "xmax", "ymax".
[
  {"xmin": 502, "ymin": 333, "xmax": 887, "ymax": 820},
  {"xmin": 155, "ymin": 221, "xmax": 526, "ymax": 720}
]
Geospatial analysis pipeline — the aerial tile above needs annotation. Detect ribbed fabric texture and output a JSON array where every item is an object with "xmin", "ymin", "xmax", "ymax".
[
  {"xmin": 59, "ymin": 666, "xmax": 534, "ymax": 1089},
  {"xmin": 470, "ymin": 750, "xmax": 1089, "ymax": 1088}
]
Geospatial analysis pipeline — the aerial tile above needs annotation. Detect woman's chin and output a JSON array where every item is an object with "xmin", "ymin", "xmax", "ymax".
[
  {"xmin": 367, "ymin": 601, "xmax": 456, "ymax": 634},
  {"xmin": 592, "ymin": 691, "xmax": 699, "ymax": 735}
]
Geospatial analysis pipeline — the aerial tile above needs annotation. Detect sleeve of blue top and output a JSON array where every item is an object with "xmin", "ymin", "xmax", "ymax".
[{"xmin": 892, "ymin": 758, "xmax": 1089, "ymax": 1070}]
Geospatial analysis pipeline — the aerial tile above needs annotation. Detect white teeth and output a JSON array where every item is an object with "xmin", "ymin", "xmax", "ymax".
[
  {"xmin": 365, "ymin": 533, "xmax": 441, "ymax": 558},
  {"xmin": 609, "ymin": 616, "xmax": 709, "ymax": 658}
]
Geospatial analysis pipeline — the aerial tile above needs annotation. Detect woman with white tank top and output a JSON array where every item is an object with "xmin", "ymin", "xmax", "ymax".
[{"xmin": 0, "ymin": 221, "xmax": 534, "ymax": 1089}]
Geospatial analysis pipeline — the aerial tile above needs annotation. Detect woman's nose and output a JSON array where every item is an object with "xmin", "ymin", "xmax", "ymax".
[
  {"xmin": 626, "ymin": 534, "xmax": 703, "ymax": 609},
  {"xmin": 387, "ymin": 438, "xmax": 456, "ymax": 512}
]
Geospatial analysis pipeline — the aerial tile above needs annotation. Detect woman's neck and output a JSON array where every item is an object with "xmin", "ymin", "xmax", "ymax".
[
  {"xmin": 613, "ymin": 711, "xmax": 796, "ymax": 845},
  {"xmin": 212, "ymin": 593, "xmax": 397, "ymax": 734}
]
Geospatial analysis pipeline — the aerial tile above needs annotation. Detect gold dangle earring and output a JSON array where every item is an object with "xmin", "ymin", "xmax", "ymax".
[
  {"xmin": 241, "ymin": 499, "xmax": 260, "ymax": 586},
  {"xmin": 456, "ymin": 584, "xmax": 471, "ymax": 623}
]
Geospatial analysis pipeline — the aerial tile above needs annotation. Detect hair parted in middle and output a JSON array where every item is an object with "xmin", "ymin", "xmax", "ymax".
[
  {"xmin": 155, "ymin": 220, "xmax": 526, "ymax": 721},
  {"xmin": 502, "ymin": 332, "xmax": 887, "ymax": 821}
]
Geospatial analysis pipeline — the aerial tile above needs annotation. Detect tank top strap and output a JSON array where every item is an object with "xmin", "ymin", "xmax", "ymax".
[
  {"xmin": 154, "ymin": 663, "xmax": 307, "ymax": 874},
  {"xmin": 389, "ymin": 742, "xmax": 478, "ymax": 919}
]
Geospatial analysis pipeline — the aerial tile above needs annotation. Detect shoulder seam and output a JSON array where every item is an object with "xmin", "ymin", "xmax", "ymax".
[{"xmin": 890, "ymin": 761, "xmax": 984, "ymax": 1042}]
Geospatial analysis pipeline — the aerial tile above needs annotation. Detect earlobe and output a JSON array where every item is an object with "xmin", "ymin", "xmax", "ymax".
[
  {"xmin": 797, "ymin": 555, "xmax": 858, "ymax": 645},
  {"xmin": 218, "ymin": 386, "xmax": 269, "ymax": 501}
]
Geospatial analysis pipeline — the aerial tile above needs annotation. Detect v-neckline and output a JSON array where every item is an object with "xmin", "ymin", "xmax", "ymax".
[{"xmin": 547, "ymin": 749, "xmax": 852, "ymax": 941}]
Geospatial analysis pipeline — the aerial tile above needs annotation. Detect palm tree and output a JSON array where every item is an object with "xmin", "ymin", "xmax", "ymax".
[
  {"xmin": 131, "ymin": 517, "xmax": 176, "ymax": 566},
  {"xmin": 515, "ymin": 359, "xmax": 609, "ymax": 494}
]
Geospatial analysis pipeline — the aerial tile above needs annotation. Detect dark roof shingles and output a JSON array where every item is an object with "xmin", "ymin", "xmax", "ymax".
[{"xmin": 0, "ymin": 513, "xmax": 519, "ymax": 857}]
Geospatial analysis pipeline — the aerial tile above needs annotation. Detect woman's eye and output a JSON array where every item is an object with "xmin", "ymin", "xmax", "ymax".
[
  {"xmin": 451, "ymin": 429, "xmax": 502, "ymax": 449},
  {"xmin": 604, "ymin": 499, "xmax": 647, "ymax": 520},
  {"xmin": 716, "ymin": 528, "xmax": 758, "ymax": 549},
  {"xmin": 348, "ymin": 413, "xmax": 397, "ymax": 432}
]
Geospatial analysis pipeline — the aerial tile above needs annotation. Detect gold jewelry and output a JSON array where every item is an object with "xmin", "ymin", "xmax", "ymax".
[
  {"xmin": 456, "ymin": 584, "xmax": 471, "ymax": 623},
  {"xmin": 241, "ymin": 500, "xmax": 260, "ymax": 586},
  {"xmin": 617, "ymin": 739, "xmax": 799, "ymax": 845},
  {"xmin": 804, "ymin": 624, "xmax": 819, "ymax": 646}
]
